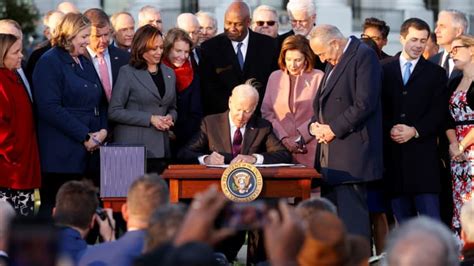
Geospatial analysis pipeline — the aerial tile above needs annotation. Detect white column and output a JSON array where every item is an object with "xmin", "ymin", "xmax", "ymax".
[
  {"xmin": 439, "ymin": 0, "xmax": 474, "ymax": 14},
  {"xmin": 395, "ymin": 0, "xmax": 425, "ymax": 10},
  {"xmin": 314, "ymin": 0, "xmax": 352, "ymax": 36},
  {"xmin": 214, "ymin": 0, "xmax": 233, "ymax": 34},
  {"xmin": 75, "ymin": 0, "xmax": 101, "ymax": 12}
]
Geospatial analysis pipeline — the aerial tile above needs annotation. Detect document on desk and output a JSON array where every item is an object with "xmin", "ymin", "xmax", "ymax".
[{"xmin": 206, "ymin": 163, "xmax": 299, "ymax": 168}]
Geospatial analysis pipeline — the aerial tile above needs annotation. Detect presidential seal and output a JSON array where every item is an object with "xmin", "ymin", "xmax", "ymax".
[{"xmin": 221, "ymin": 163, "xmax": 263, "ymax": 202}]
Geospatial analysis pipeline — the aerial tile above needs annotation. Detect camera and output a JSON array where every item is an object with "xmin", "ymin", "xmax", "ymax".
[{"xmin": 96, "ymin": 207, "xmax": 107, "ymax": 221}]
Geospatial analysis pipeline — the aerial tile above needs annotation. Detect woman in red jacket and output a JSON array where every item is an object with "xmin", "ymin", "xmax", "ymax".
[{"xmin": 0, "ymin": 33, "xmax": 41, "ymax": 216}]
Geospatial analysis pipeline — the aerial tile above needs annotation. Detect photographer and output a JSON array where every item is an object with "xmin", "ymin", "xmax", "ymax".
[{"xmin": 53, "ymin": 180, "xmax": 115, "ymax": 263}]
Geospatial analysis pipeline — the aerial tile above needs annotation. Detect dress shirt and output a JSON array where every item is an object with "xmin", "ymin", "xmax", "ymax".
[
  {"xmin": 441, "ymin": 50, "xmax": 454, "ymax": 77},
  {"xmin": 231, "ymin": 32, "xmax": 249, "ymax": 61},
  {"xmin": 87, "ymin": 47, "xmax": 113, "ymax": 88},
  {"xmin": 16, "ymin": 68, "xmax": 32, "ymax": 101},
  {"xmin": 198, "ymin": 113, "xmax": 264, "ymax": 164},
  {"xmin": 399, "ymin": 55, "xmax": 420, "ymax": 78}
]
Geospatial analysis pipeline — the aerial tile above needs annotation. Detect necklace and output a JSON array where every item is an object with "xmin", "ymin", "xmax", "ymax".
[{"xmin": 149, "ymin": 69, "xmax": 158, "ymax": 75}]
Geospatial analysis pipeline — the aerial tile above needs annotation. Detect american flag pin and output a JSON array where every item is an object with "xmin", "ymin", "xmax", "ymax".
[{"xmin": 167, "ymin": 75, "xmax": 171, "ymax": 78}]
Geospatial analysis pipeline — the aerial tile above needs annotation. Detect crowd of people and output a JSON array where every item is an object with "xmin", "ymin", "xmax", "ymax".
[{"xmin": 0, "ymin": 0, "xmax": 474, "ymax": 265}]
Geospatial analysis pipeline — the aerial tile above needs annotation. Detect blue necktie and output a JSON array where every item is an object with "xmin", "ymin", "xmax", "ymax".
[
  {"xmin": 403, "ymin": 61, "xmax": 412, "ymax": 85},
  {"xmin": 236, "ymin": 42, "xmax": 244, "ymax": 70}
]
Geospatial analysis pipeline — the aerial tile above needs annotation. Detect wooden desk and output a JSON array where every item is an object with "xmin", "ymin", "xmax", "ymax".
[{"xmin": 103, "ymin": 164, "xmax": 320, "ymax": 212}]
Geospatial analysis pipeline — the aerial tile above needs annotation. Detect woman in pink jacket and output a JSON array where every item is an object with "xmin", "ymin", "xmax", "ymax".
[{"xmin": 262, "ymin": 35, "xmax": 324, "ymax": 167}]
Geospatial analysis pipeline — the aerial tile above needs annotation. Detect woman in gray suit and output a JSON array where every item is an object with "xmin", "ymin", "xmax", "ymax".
[{"xmin": 109, "ymin": 25, "xmax": 177, "ymax": 174}]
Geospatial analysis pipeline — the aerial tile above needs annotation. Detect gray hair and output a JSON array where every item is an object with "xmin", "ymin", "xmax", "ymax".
[
  {"xmin": 439, "ymin": 9, "xmax": 469, "ymax": 33},
  {"xmin": 138, "ymin": 5, "xmax": 160, "ymax": 25},
  {"xmin": 195, "ymin": 11, "xmax": 217, "ymax": 28},
  {"xmin": 286, "ymin": 0, "xmax": 316, "ymax": 18},
  {"xmin": 309, "ymin": 24, "xmax": 345, "ymax": 44},
  {"xmin": 110, "ymin": 11, "xmax": 134, "ymax": 30},
  {"xmin": 384, "ymin": 216, "xmax": 459, "ymax": 266},
  {"xmin": 231, "ymin": 79, "xmax": 260, "ymax": 104},
  {"xmin": 252, "ymin": 5, "xmax": 278, "ymax": 19},
  {"xmin": 461, "ymin": 199, "xmax": 474, "ymax": 242}
]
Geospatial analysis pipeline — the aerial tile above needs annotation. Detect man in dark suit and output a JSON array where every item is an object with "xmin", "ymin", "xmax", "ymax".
[
  {"xmin": 382, "ymin": 18, "xmax": 448, "ymax": 224},
  {"xmin": 79, "ymin": 174, "xmax": 169, "ymax": 266},
  {"xmin": 26, "ymin": 10, "xmax": 64, "ymax": 84},
  {"xmin": 432, "ymin": 9, "xmax": 468, "ymax": 82},
  {"xmin": 179, "ymin": 80, "xmax": 291, "ymax": 165},
  {"xmin": 430, "ymin": 9, "xmax": 468, "ymax": 226},
  {"xmin": 277, "ymin": 0, "xmax": 325, "ymax": 71},
  {"xmin": 309, "ymin": 24, "xmax": 383, "ymax": 240},
  {"xmin": 84, "ymin": 8, "xmax": 130, "ymax": 103},
  {"xmin": 200, "ymin": 1, "xmax": 278, "ymax": 116}
]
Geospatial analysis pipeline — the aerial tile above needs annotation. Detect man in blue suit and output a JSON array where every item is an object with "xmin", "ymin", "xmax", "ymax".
[
  {"xmin": 309, "ymin": 24, "xmax": 383, "ymax": 240},
  {"xmin": 79, "ymin": 174, "xmax": 169, "ymax": 266}
]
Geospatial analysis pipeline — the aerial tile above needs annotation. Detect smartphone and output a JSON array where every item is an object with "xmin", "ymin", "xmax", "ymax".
[
  {"xmin": 96, "ymin": 207, "xmax": 107, "ymax": 221},
  {"xmin": 215, "ymin": 201, "xmax": 268, "ymax": 231}
]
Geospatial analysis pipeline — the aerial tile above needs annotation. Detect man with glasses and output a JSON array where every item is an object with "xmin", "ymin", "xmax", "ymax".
[
  {"xmin": 251, "ymin": 5, "xmax": 279, "ymax": 38},
  {"xmin": 362, "ymin": 17, "xmax": 391, "ymax": 59},
  {"xmin": 278, "ymin": 0, "xmax": 325, "ymax": 71},
  {"xmin": 84, "ymin": 8, "xmax": 130, "ymax": 103}
]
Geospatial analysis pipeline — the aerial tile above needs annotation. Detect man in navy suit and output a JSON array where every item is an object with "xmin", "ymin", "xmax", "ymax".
[
  {"xmin": 200, "ymin": 1, "xmax": 278, "ymax": 116},
  {"xmin": 382, "ymin": 18, "xmax": 448, "ymax": 224},
  {"xmin": 84, "ymin": 8, "xmax": 130, "ymax": 103},
  {"xmin": 309, "ymin": 24, "xmax": 383, "ymax": 240},
  {"xmin": 79, "ymin": 174, "xmax": 169, "ymax": 266}
]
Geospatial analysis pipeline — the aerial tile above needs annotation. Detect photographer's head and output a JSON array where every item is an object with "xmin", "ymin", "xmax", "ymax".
[
  {"xmin": 53, "ymin": 180, "xmax": 98, "ymax": 234},
  {"xmin": 122, "ymin": 173, "xmax": 169, "ymax": 230}
]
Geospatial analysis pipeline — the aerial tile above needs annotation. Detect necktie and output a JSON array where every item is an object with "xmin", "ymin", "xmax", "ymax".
[
  {"xmin": 443, "ymin": 54, "xmax": 450, "ymax": 78},
  {"xmin": 403, "ymin": 61, "xmax": 412, "ymax": 85},
  {"xmin": 232, "ymin": 127, "xmax": 243, "ymax": 158},
  {"xmin": 236, "ymin": 42, "xmax": 244, "ymax": 70},
  {"xmin": 97, "ymin": 53, "xmax": 112, "ymax": 102}
]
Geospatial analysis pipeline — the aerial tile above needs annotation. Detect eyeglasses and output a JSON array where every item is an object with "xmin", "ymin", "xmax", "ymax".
[
  {"xmin": 255, "ymin": 21, "xmax": 276, "ymax": 26},
  {"xmin": 361, "ymin": 33, "xmax": 382, "ymax": 42},
  {"xmin": 450, "ymin": 45, "xmax": 470, "ymax": 55}
]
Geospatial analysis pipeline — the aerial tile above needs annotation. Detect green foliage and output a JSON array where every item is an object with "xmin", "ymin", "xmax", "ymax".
[{"xmin": 0, "ymin": 0, "xmax": 40, "ymax": 36}]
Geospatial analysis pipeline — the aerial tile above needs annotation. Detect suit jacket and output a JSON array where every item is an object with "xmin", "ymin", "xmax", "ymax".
[
  {"xmin": 430, "ymin": 51, "xmax": 462, "ymax": 86},
  {"xmin": 58, "ymin": 226, "xmax": 87, "ymax": 264},
  {"xmin": 85, "ymin": 45, "xmax": 130, "ymax": 88},
  {"xmin": 108, "ymin": 64, "xmax": 177, "ymax": 158},
  {"xmin": 178, "ymin": 111, "xmax": 291, "ymax": 164},
  {"xmin": 262, "ymin": 69, "xmax": 324, "ymax": 167},
  {"xmin": 78, "ymin": 230, "xmax": 146, "ymax": 266},
  {"xmin": 311, "ymin": 36, "xmax": 383, "ymax": 185},
  {"xmin": 25, "ymin": 42, "xmax": 52, "ymax": 85},
  {"xmin": 382, "ymin": 54, "xmax": 448, "ymax": 195},
  {"xmin": 200, "ymin": 30, "xmax": 278, "ymax": 115},
  {"xmin": 33, "ymin": 47, "xmax": 107, "ymax": 173},
  {"xmin": 277, "ymin": 30, "xmax": 326, "ymax": 71}
]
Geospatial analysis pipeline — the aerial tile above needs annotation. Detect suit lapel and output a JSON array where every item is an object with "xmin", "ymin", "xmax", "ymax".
[
  {"xmin": 243, "ymin": 31, "xmax": 257, "ymax": 75},
  {"xmin": 108, "ymin": 46, "xmax": 121, "ymax": 84},
  {"xmin": 406, "ymin": 56, "xmax": 427, "ymax": 86},
  {"xmin": 320, "ymin": 37, "xmax": 358, "ymax": 100},
  {"xmin": 223, "ymin": 37, "xmax": 242, "ymax": 75},
  {"xmin": 160, "ymin": 64, "xmax": 174, "ymax": 103},
  {"xmin": 132, "ymin": 68, "xmax": 161, "ymax": 100},
  {"xmin": 219, "ymin": 112, "xmax": 233, "ymax": 153},
  {"xmin": 242, "ymin": 116, "xmax": 258, "ymax": 154}
]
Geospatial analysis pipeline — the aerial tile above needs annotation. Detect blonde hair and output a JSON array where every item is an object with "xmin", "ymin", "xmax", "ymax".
[
  {"xmin": 454, "ymin": 34, "xmax": 474, "ymax": 47},
  {"xmin": 51, "ymin": 13, "xmax": 90, "ymax": 53}
]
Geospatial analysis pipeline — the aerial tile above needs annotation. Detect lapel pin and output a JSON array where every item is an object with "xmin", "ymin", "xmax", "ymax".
[
  {"xmin": 167, "ymin": 75, "xmax": 171, "ymax": 79},
  {"xmin": 305, "ymin": 80, "xmax": 310, "ymax": 87},
  {"xmin": 114, "ymin": 57, "xmax": 119, "ymax": 60}
]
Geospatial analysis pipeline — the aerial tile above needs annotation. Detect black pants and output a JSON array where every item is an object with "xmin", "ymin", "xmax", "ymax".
[
  {"xmin": 147, "ymin": 158, "xmax": 169, "ymax": 175},
  {"xmin": 322, "ymin": 183, "xmax": 371, "ymax": 240}
]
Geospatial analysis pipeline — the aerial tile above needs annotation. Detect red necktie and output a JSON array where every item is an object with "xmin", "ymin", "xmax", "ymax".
[{"xmin": 232, "ymin": 128, "xmax": 242, "ymax": 158}]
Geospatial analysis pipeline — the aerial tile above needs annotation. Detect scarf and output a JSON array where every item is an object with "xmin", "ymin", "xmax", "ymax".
[{"xmin": 162, "ymin": 58, "xmax": 194, "ymax": 93}]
